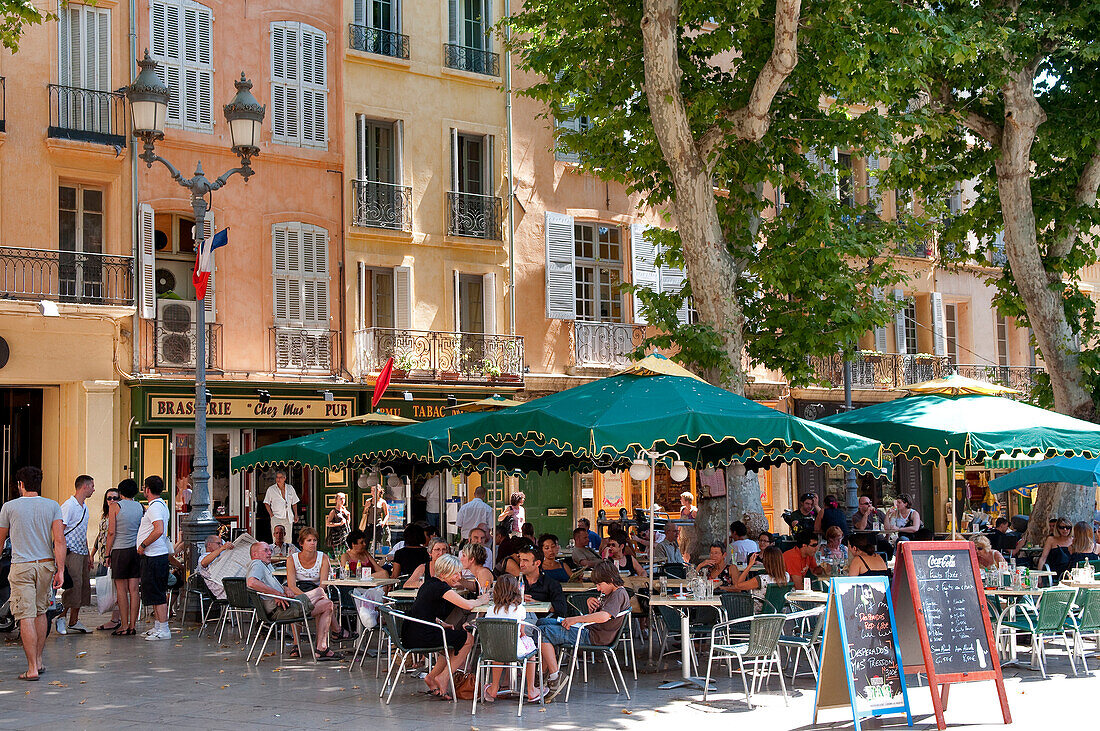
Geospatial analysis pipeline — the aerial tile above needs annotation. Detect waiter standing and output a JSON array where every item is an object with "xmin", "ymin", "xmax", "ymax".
[{"xmin": 263, "ymin": 469, "xmax": 299, "ymax": 542}]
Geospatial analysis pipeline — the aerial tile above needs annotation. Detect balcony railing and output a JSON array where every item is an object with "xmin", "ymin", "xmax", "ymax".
[
  {"xmin": 349, "ymin": 23, "xmax": 410, "ymax": 59},
  {"xmin": 447, "ymin": 191, "xmax": 503, "ymax": 239},
  {"xmin": 352, "ymin": 180, "xmax": 412, "ymax": 231},
  {"xmin": 272, "ymin": 327, "xmax": 338, "ymax": 373},
  {"xmin": 47, "ymin": 84, "xmax": 126, "ymax": 147},
  {"xmin": 574, "ymin": 321, "xmax": 646, "ymax": 370},
  {"xmin": 0, "ymin": 246, "xmax": 133, "ymax": 306},
  {"xmin": 808, "ymin": 351, "xmax": 954, "ymax": 390},
  {"xmin": 953, "ymin": 363, "xmax": 1044, "ymax": 400},
  {"xmin": 141, "ymin": 317, "xmax": 222, "ymax": 372},
  {"xmin": 354, "ymin": 328, "xmax": 524, "ymax": 383},
  {"xmin": 443, "ymin": 43, "xmax": 500, "ymax": 76}
]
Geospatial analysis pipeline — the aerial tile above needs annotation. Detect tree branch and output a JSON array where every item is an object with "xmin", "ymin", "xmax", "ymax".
[
  {"xmin": 931, "ymin": 80, "xmax": 1003, "ymax": 146},
  {"xmin": 697, "ymin": 0, "xmax": 801, "ymax": 163},
  {"xmin": 1049, "ymin": 141, "xmax": 1100, "ymax": 259}
]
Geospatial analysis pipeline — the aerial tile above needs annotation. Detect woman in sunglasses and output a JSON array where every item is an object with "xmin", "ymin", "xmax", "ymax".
[
  {"xmin": 92, "ymin": 485, "xmax": 122, "ymax": 631},
  {"xmin": 1038, "ymin": 517, "xmax": 1075, "ymax": 578}
]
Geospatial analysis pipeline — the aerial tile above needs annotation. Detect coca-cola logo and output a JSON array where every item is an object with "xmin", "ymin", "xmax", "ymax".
[{"xmin": 927, "ymin": 554, "xmax": 957, "ymax": 568}]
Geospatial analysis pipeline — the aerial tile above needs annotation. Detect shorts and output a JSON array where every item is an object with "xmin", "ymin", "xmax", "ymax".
[
  {"xmin": 111, "ymin": 546, "xmax": 141, "ymax": 580},
  {"xmin": 140, "ymin": 553, "xmax": 170, "ymax": 606},
  {"xmin": 268, "ymin": 593, "xmax": 314, "ymax": 621},
  {"xmin": 538, "ymin": 619, "xmax": 590, "ymax": 648},
  {"xmin": 63, "ymin": 552, "xmax": 92, "ymax": 608},
  {"xmin": 9, "ymin": 561, "xmax": 56, "ymax": 621}
]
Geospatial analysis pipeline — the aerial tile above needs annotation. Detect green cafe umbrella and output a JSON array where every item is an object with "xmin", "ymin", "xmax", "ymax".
[
  {"xmin": 446, "ymin": 354, "xmax": 888, "ymax": 475},
  {"xmin": 818, "ymin": 393, "xmax": 1100, "ymax": 464},
  {"xmin": 230, "ymin": 414, "xmax": 412, "ymax": 474},
  {"xmin": 988, "ymin": 456, "xmax": 1100, "ymax": 494}
]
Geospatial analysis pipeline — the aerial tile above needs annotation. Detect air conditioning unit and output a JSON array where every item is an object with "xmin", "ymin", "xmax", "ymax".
[
  {"xmin": 154, "ymin": 259, "xmax": 193, "ymax": 297},
  {"xmin": 157, "ymin": 299, "xmax": 200, "ymax": 368}
]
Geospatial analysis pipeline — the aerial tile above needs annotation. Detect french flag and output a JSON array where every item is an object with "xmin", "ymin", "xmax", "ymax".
[{"xmin": 193, "ymin": 227, "xmax": 228, "ymax": 301}]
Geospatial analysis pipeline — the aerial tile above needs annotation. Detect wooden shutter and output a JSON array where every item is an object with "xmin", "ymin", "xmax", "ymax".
[
  {"xmin": 482, "ymin": 271, "xmax": 497, "ymax": 335},
  {"xmin": 872, "ymin": 287, "xmax": 888, "ymax": 353},
  {"xmin": 453, "ymin": 270, "xmax": 461, "ymax": 330},
  {"xmin": 555, "ymin": 115, "xmax": 582, "ymax": 164},
  {"xmin": 631, "ymin": 223, "xmax": 659, "ymax": 325},
  {"xmin": 448, "ymin": 0, "xmax": 460, "ymax": 44},
  {"xmin": 544, "ymin": 212, "xmax": 575, "ymax": 320},
  {"xmin": 300, "ymin": 24, "xmax": 327, "ymax": 148},
  {"xmin": 867, "ymin": 154, "xmax": 882, "ymax": 216},
  {"xmin": 353, "ymin": 0, "xmax": 366, "ymax": 26},
  {"xmin": 893, "ymin": 289, "xmax": 907, "ymax": 354},
  {"xmin": 139, "ymin": 203, "xmax": 156, "ymax": 319},
  {"xmin": 270, "ymin": 22, "xmax": 299, "ymax": 143},
  {"xmin": 659, "ymin": 259, "xmax": 689, "ymax": 325},
  {"xmin": 150, "ymin": 1, "xmax": 182, "ymax": 123},
  {"xmin": 394, "ymin": 265, "xmax": 412, "ymax": 330},
  {"xmin": 272, "ymin": 223, "xmax": 292, "ymax": 324},
  {"xmin": 931, "ymin": 292, "xmax": 947, "ymax": 356}
]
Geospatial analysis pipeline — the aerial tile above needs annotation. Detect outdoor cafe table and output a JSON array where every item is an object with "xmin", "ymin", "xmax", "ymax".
[
  {"xmin": 649, "ymin": 595, "xmax": 722, "ymax": 690},
  {"xmin": 787, "ymin": 589, "xmax": 828, "ymax": 604},
  {"xmin": 471, "ymin": 601, "xmax": 552, "ymax": 614},
  {"xmin": 984, "ymin": 586, "xmax": 1045, "ymax": 669}
]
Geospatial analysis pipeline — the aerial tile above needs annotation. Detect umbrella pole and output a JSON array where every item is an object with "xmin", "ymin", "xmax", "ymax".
[
  {"xmin": 951, "ymin": 453, "xmax": 957, "ymax": 539},
  {"xmin": 647, "ymin": 452, "xmax": 656, "ymax": 663}
]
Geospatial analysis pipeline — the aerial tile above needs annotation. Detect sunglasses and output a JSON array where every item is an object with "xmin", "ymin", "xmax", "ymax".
[
  {"xmin": 1059, "ymin": 525, "xmax": 1072, "ymax": 530},
  {"xmin": 106, "ymin": 496, "xmax": 120, "ymax": 501}
]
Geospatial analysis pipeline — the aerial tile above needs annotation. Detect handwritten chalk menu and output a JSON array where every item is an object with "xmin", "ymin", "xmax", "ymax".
[
  {"xmin": 813, "ymin": 577, "xmax": 911, "ymax": 730},
  {"xmin": 891, "ymin": 541, "xmax": 1010, "ymax": 731}
]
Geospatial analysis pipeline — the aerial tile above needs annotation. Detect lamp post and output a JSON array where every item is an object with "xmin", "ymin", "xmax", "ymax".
[{"xmin": 126, "ymin": 50, "xmax": 265, "ymax": 565}]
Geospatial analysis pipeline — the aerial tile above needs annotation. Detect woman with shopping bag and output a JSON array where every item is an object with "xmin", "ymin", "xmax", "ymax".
[{"xmin": 92, "ymin": 486, "xmax": 121, "ymax": 630}]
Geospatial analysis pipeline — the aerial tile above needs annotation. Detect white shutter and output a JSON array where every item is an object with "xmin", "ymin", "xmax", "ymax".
[
  {"xmin": 555, "ymin": 116, "xmax": 582, "ymax": 164},
  {"xmin": 139, "ymin": 204, "xmax": 156, "ymax": 319},
  {"xmin": 394, "ymin": 265, "xmax": 412, "ymax": 330},
  {"xmin": 450, "ymin": 128, "xmax": 459, "ymax": 190},
  {"xmin": 353, "ymin": 0, "xmax": 366, "ymax": 26},
  {"xmin": 58, "ymin": 6, "xmax": 72, "ymax": 86},
  {"xmin": 152, "ymin": 0, "xmax": 211, "ymax": 130},
  {"xmin": 272, "ymin": 223, "xmax": 291, "ymax": 323},
  {"xmin": 544, "ymin": 212, "xmax": 575, "ymax": 320},
  {"xmin": 631, "ymin": 223, "xmax": 659, "ymax": 325},
  {"xmin": 300, "ymin": 25, "xmax": 327, "ymax": 148},
  {"xmin": 203, "ymin": 211, "xmax": 215, "ymax": 320},
  {"xmin": 270, "ymin": 23, "xmax": 296, "ymax": 143},
  {"xmin": 394, "ymin": 119, "xmax": 404, "ymax": 184},
  {"xmin": 893, "ymin": 289, "xmax": 907, "ymax": 354},
  {"xmin": 453, "ymin": 270, "xmax": 461, "ymax": 331},
  {"xmin": 272, "ymin": 22, "xmax": 325, "ymax": 147},
  {"xmin": 867, "ymin": 154, "xmax": 882, "ymax": 216},
  {"xmin": 482, "ymin": 271, "xmax": 497, "ymax": 335},
  {"xmin": 659, "ymin": 261, "xmax": 689, "ymax": 325},
  {"xmin": 872, "ymin": 287, "xmax": 888, "ymax": 353},
  {"xmin": 448, "ymin": 0, "xmax": 460, "ymax": 44},
  {"xmin": 931, "ymin": 292, "xmax": 947, "ymax": 356}
]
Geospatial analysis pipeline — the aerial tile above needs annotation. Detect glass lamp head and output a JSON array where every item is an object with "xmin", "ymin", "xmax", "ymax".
[
  {"xmin": 629, "ymin": 459, "xmax": 651, "ymax": 481},
  {"xmin": 224, "ymin": 73, "xmax": 265, "ymax": 157},
  {"xmin": 126, "ymin": 49, "xmax": 169, "ymax": 139}
]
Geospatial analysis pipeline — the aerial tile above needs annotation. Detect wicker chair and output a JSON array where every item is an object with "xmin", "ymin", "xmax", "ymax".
[
  {"xmin": 377, "ymin": 606, "xmax": 456, "ymax": 704},
  {"xmin": 703, "ymin": 613, "xmax": 788, "ymax": 707},
  {"xmin": 471, "ymin": 618, "xmax": 544, "ymax": 717}
]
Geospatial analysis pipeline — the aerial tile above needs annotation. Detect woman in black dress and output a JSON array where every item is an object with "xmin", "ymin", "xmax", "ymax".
[{"xmin": 403, "ymin": 553, "xmax": 489, "ymax": 699}]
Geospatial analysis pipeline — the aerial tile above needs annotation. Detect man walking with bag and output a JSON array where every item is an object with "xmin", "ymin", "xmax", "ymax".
[
  {"xmin": 0, "ymin": 466, "xmax": 65, "ymax": 681},
  {"xmin": 136, "ymin": 476, "xmax": 173, "ymax": 641},
  {"xmin": 58, "ymin": 475, "xmax": 95, "ymax": 635}
]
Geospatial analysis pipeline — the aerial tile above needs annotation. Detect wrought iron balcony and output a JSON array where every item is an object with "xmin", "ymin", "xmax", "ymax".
[
  {"xmin": 354, "ymin": 328, "xmax": 524, "ymax": 383},
  {"xmin": 348, "ymin": 23, "xmax": 410, "ymax": 59},
  {"xmin": 447, "ymin": 191, "xmax": 503, "ymax": 239},
  {"xmin": 952, "ymin": 363, "xmax": 1044, "ymax": 400},
  {"xmin": 272, "ymin": 327, "xmax": 338, "ymax": 373},
  {"xmin": 140, "ymin": 317, "xmax": 222, "ymax": 372},
  {"xmin": 47, "ymin": 84, "xmax": 126, "ymax": 146},
  {"xmin": 443, "ymin": 43, "xmax": 500, "ymax": 76},
  {"xmin": 807, "ymin": 351, "xmax": 953, "ymax": 390},
  {"xmin": 352, "ymin": 180, "xmax": 412, "ymax": 231},
  {"xmin": 574, "ymin": 321, "xmax": 646, "ymax": 370},
  {"xmin": 0, "ymin": 246, "xmax": 133, "ymax": 306}
]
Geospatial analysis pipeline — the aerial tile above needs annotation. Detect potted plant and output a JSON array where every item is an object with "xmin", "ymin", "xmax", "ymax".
[
  {"xmin": 391, "ymin": 351, "xmax": 417, "ymax": 379},
  {"xmin": 481, "ymin": 357, "xmax": 502, "ymax": 380}
]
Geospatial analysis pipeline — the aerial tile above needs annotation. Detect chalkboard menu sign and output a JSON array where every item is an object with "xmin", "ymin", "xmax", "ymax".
[
  {"xmin": 906, "ymin": 548, "xmax": 992, "ymax": 674},
  {"xmin": 891, "ymin": 541, "xmax": 1010, "ymax": 731},
  {"xmin": 813, "ymin": 577, "xmax": 911, "ymax": 729}
]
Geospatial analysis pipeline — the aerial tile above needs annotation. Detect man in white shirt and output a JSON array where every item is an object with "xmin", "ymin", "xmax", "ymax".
[
  {"xmin": 263, "ymin": 469, "xmax": 299, "ymax": 542},
  {"xmin": 727, "ymin": 520, "xmax": 759, "ymax": 565},
  {"xmin": 58, "ymin": 474, "xmax": 95, "ymax": 635},
  {"xmin": 270, "ymin": 523, "xmax": 298, "ymax": 558},
  {"xmin": 136, "ymin": 476, "xmax": 173, "ymax": 641},
  {"xmin": 455, "ymin": 486, "xmax": 494, "ymax": 540},
  {"xmin": 420, "ymin": 473, "xmax": 442, "ymax": 530}
]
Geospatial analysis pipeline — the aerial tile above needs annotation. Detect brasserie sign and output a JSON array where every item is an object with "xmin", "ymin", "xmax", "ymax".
[{"xmin": 146, "ymin": 394, "xmax": 357, "ymax": 424}]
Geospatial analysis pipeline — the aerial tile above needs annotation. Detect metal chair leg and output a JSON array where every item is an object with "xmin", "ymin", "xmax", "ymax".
[{"xmin": 610, "ymin": 652, "xmax": 630, "ymax": 699}]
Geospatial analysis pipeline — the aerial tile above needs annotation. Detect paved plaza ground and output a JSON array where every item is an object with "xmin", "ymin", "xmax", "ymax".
[{"xmin": 0, "ymin": 607, "xmax": 1097, "ymax": 730}]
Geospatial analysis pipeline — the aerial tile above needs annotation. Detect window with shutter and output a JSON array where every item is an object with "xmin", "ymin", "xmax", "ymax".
[
  {"xmin": 150, "ymin": 0, "xmax": 213, "ymax": 131},
  {"xmin": 872, "ymin": 287, "xmax": 888, "ymax": 353},
  {"xmin": 866, "ymin": 154, "xmax": 882, "ymax": 216},
  {"xmin": 271, "ymin": 222, "xmax": 330, "ymax": 328},
  {"xmin": 630, "ymin": 223, "xmax": 659, "ymax": 325},
  {"xmin": 271, "ymin": 21, "xmax": 327, "ymax": 148},
  {"xmin": 139, "ymin": 203, "xmax": 157, "ymax": 319},
  {"xmin": 893, "ymin": 289, "xmax": 908, "ymax": 354},
  {"xmin": 659, "ymin": 261, "xmax": 690, "ymax": 325},
  {"xmin": 931, "ymin": 292, "xmax": 947, "ymax": 357},
  {"xmin": 544, "ymin": 212, "xmax": 575, "ymax": 320},
  {"xmin": 393, "ymin": 265, "xmax": 412, "ymax": 330}
]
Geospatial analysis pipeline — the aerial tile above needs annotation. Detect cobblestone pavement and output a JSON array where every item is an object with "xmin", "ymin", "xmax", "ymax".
[{"xmin": 0, "ymin": 608, "xmax": 1097, "ymax": 730}]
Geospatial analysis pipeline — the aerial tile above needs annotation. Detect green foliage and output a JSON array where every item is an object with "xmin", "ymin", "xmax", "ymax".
[
  {"xmin": 0, "ymin": 0, "xmax": 52, "ymax": 52},
  {"xmin": 824, "ymin": 0, "xmax": 1100, "ymax": 410},
  {"xmin": 507, "ymin": 0, "xmax": 903, "ymax": 385}
]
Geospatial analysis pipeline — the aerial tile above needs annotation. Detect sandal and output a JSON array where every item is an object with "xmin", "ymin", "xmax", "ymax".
[
  {"xmin": 97, "ymin": 620, "xmax": 122, "ymax": 632},
  {"xmin": 110, "ymin": 627, "xmax": 127, "ymax": 636},
  {"xmin": 18, "ymin": 672, "xmax": 39, "ymax": 682},
  {"xmin": 316, "ymin": 648, "xmax": 345, "ymax": 662},
  {"xmin": 287, "ymin": 646, "xmax": 301, "ymax": 659},
  {"xmin": 124, "ymin": 628, "xmax": 137, "ymax": 636},
  {"xmin": 482, "ymin": 684, "xmax": 497, "ymax": 703},
  {"xmin": 330, "ymin": 627, "xmax": 356, "ymax": 641}
]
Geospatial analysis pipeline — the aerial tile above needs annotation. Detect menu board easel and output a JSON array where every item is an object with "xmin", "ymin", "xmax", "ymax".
[
  {"xmin": 892, "ymin": 541, "xmax": 1011, "ymax": 730},
  {"xmin": 813, "ymin": 577, "xmax": 912, "ymax": 731}
]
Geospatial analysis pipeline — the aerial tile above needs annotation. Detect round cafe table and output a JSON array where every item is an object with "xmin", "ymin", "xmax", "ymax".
[
  {"xmin": 984, "ymin": 586, "xmax": 1044, "ymax": 669},
  {"xmin": 649, "ymin": 594, "xmax": 721, "ymax": 690}
]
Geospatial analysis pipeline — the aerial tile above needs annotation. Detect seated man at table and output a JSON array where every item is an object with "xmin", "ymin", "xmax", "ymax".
[
  {"xmin": 634, "ymin": 521, "xmax": 684, "ymax": 565},
  {"xmin": 270, "ymin": 523, "xmax": 298, "ymax": 558},
  {"xmin": 782, "ymin": 533, "xmax": 824, "ymax": 585},
  {"xmin": 727, "ymin": 521, "xmax": 759, "ymax": 565},
  {"xmin": 577, "ymin": 517, "xmax": 601, "ymax": 550},
  {"xmin": 245, "ymin": 542, "xmax": 343, "ymax": 661},
  {"xmin": 517, "ymin": 546, "xmax": 569, "ymax": 617},
  {"xmin": 538, "ymin": 561, "xmax": 630, "ymax": 699},
  {"xmin": 985, "ymin": 517, "xmax": 1019, "ymax": 555},
  {"xmin": 570, "ymin": 526, "xmax": 601, "ymax": 568},
  {"xmin": 197, "ymin": 534, "xmax": 237, "ymax": 599},
  {"xmin": 466, "ymin": 526, "xmax": 494, "ymax": 568}
]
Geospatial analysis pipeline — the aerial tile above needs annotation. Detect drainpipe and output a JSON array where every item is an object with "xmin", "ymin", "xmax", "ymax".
[
  {"xmin": 504, "ymin": 0, "xmax": 516, "ymax": 336},
  {"xmin": 129, "ymin": 0, "xmax": 140, "ymax": 376},
  {"xmin": 328, "ymin": 169, "xmax": 348, "ymax": 378}
]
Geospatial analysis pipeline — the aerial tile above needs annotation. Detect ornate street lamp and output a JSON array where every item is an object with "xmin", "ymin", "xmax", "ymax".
[{"xmin": 126, "ymin": 50, "xmax": 265, "ymax": 564}]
